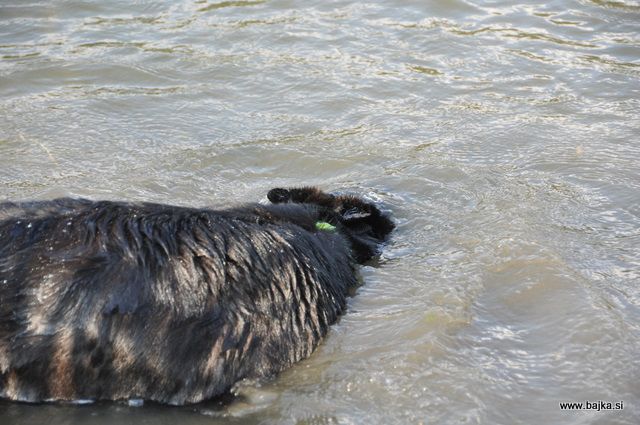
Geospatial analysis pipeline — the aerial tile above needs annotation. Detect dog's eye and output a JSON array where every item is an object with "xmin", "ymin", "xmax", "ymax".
[{"xmin": 342, "ymin": 207, "xmax": 371, "ymax": 220}]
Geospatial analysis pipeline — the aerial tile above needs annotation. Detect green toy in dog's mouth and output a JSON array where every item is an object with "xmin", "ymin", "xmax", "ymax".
[{"xmin": 315, "ymin": 221, "xmax": 336, "ymax": 232}]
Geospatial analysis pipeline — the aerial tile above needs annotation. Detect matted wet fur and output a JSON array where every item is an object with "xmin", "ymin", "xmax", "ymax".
[{"xmin": 0, "ymin": 187, "xmax": 393, "ymax": 405}]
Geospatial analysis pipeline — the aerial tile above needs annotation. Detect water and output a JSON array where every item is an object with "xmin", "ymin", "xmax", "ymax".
[{"xmin": 1, "ymin": 0, "xmax": 639, "ymax": 423}]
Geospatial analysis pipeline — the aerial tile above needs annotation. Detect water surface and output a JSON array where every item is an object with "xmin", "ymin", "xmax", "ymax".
[{"xmin": 1, "ymin": 0, "xmax": 639, "ymax": 424}]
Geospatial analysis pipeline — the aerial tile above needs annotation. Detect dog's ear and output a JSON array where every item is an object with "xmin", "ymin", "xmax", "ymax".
[
  {"xmin": 268, "ymin": 187, "xmax": 336, "ymax": 207},
  {"xmin": 268, "ymin": 188, "xmax": 291, "ymax": 204}
]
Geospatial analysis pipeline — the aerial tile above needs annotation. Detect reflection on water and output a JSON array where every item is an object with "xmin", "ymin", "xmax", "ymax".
[{"xmin": 1, "ymin": 0, "xmax": 639, "ymax": 423}]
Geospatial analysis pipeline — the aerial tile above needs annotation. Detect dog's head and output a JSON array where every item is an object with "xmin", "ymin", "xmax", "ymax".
[{"xmin": 267, "ymin": 187, "xmax": 394, "ymax": 263}]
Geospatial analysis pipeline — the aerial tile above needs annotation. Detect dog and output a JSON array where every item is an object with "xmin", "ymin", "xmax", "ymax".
[{"xmin": 0, "ymin": 187, "xmax": 394, "ymax": 405}]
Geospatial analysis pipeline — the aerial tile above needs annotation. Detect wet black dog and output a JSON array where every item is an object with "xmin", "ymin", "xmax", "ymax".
[{"xmin": 0, "ymin": 187, "xmax": 393, "ymax": 404}]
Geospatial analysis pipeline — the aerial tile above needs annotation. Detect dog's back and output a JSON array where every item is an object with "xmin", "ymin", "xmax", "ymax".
[
  {"xmin": 0, "ymin": 188, "xmax": 393, "ymax": 404},
  {"xmin": 0, "ymin": 198, "xmax": 358, "ymax": 404}
]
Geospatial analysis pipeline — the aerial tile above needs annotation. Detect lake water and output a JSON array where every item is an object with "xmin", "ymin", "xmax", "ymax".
[{"xmin": 1, "ymin": 0, "xmax": 639, "ymax": 424}]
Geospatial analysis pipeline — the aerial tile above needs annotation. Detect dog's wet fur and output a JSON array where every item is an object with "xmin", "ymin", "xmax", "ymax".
[{"xmin": 0, "ymin": 187, "xmax": 393, "ymax": 405}]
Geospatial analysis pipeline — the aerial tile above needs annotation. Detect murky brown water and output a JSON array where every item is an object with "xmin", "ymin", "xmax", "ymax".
[{"xmin": 1, "ymin": 0, "xmax": 640, "ymax": 424}]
